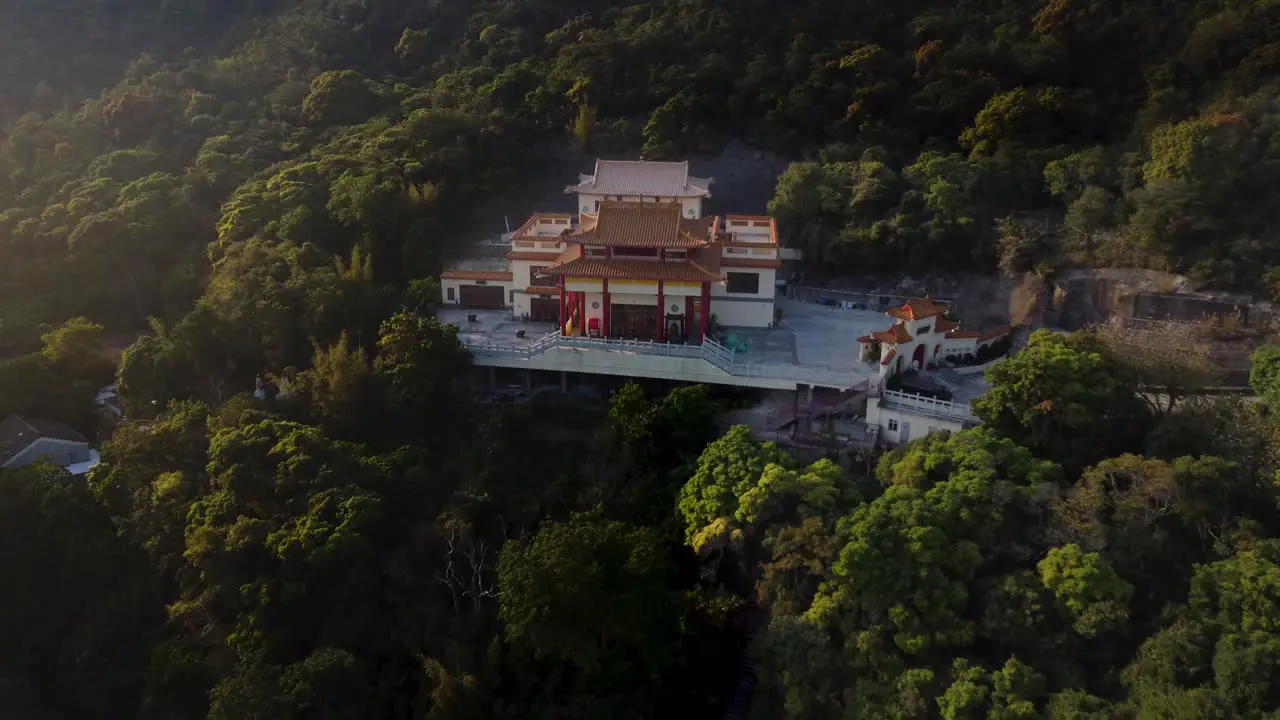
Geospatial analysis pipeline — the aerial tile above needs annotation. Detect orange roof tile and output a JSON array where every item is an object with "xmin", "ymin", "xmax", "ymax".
[
  {"xmin": 505, "ymin": 251, "xmax": 563, "ymax": 261},
  {"xmin": 441, "ymin": 269, "xmax": 512, "ymax": 282},
  {"xmin": 887, "ymin": 297, "xmax": 949, "ymax": 321},
  {"xmin": 509, "ymin": 213, "xmax": 574, "ymax": 239},
  {"xmin": 881, "ymin": 348, "xmax": 897, "ymax": 366},
  {"xmin": 722, "ymin": 257, "xmax": 783, "ymax": 269},
  {"xmin": 680, "ymin": 215, "xmax": 716, "ymax": 240},
  {"xmin": 979, "ymin": 325, "xmax": 1012, "ymax": 341},
  {"xmin": 868, "ymin": 324, "xmax": 913, "ymax": 344},
  {"xmin": 522, "ymin": 286, "xmax": 559, "ymax": 296},
  {"xmin": 693, "ymin": 244, "xmax": 722, "ymax": 278},
  {"xmin": 555, "ymin": 244, "xmax": 583, "ymax": 264},
  {"xmin": 538, "ymin": 258, "xmax": 722, "ymax": 283},
  {"xmin": 570, "ymin": 202, "xmax": 708, "ymax": 248}
]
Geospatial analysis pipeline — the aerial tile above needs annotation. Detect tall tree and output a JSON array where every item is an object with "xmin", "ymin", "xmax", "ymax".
[{"xmin": 976, "ymin": 330, "xmax": 1151, "ymax": 472}]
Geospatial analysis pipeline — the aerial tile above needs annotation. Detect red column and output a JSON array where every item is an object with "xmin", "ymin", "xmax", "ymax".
[
  {"xmin": 685, "ymin": 295, "xmax": 694, "ymax": 341},
  {"xmin": 602, "ymin": 278, "xmax": 610, "ymax": 337},
  {"xmin": 700, "ymin": 282, "xmax": 710, "ymax": 342},
  {"xmin": 558, "ymin": 277, "xmax": 566, "ymax": 331},
  {"xmin": 578, "ymin": 291, "xmax": 586, "ymax": 336},
  {"xmin": 656, "ymin": 280, "xmax": 665, "ymax": 341},
  {"xmin": 658, "ymin": 249, "xmax": 667, "ymax": 341}
]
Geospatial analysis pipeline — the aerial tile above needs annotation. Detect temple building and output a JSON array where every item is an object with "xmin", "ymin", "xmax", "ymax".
[
  {"xmin": 441, "ymin": 160, "xmax": 781, "ymax": 337},
  {"xmin": 566, "ymin": 159, "xmax": 712, "ymax": 218},
  {"xmin": 858, "ymin": 298, "xmax": 1011, "ymax": 378}
]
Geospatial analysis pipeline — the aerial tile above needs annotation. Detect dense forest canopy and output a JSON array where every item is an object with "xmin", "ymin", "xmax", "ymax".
[
  {"xmin": 2, "ymin": 0, "xmax": 1279, "ymax": 359},
  {"xmin": 5, "ymin": 0, "xmax": 1280, "ymax": 718}
]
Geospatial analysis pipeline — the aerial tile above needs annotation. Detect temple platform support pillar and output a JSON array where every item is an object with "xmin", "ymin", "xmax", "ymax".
[{"xmin": 699, "ymin": 282, "xmax": 711, "ymax": 342}]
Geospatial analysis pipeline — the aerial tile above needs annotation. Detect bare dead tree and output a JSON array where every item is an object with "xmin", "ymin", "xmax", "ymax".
[{"xmin": 435, "ymin": 523, "xmax": 500, "ymax": 616}]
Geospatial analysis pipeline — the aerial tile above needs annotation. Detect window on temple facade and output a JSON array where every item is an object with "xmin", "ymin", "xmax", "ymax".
[
  {"xmin": 584, "ymin": 246, "xmax": 607, "ymax": 259},
  {"xmin": 726, "ymin": 272, "xmax": 760, "ymax": 294},
  {"xmin": 666, "ymin": 250, "xmax": 687, "ymax": 261},
  {"xmin": 529, "ymin": 266, "xmax": 556, "ymax": 287}
]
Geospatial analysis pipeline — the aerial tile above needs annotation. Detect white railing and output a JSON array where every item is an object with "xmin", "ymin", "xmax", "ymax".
[
  {"xmin": 880, "ymin": 389, "xmax": 976, "ymax": 422},
  {"xmin": 713, "ymin": 361, "xmax": 858, "ymax": 388},
  {"xmin": 559, "ymin": 335, "xmax": 706, "ymax": 358},
  {"xmin": 457, "ymin": 331, "xmax": 864, "ymax": 387}
]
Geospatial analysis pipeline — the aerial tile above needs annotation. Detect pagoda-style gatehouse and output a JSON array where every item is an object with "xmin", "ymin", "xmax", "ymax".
[{"xmin": 537, "ymin": 201, "xmax": 723, "ymax": 343}]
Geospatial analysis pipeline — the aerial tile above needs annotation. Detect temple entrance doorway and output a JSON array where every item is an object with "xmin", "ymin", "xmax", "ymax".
[{"xmin": 611, "ymin": 304, "xmax": 658, "ymax": 340}]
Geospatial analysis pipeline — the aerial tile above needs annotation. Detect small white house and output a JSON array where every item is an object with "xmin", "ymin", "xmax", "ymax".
[
  {"xmin": 865, "ymin": 389, "xmax": 978, "ymax": 446},
  {"xmin": 0, "ymin": 414, "xmax": 98, "ymax": 473}
]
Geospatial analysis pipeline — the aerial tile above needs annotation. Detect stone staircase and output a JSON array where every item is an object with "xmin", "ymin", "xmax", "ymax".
[{"xmin": 723, "ymin": 603, "xmax": 765, "ymax": 720}]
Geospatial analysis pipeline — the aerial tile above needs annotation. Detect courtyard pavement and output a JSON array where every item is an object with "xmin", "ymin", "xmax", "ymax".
[{"xmin": 439, "ymin": 295, "xmax": 892, "ymax": 383}]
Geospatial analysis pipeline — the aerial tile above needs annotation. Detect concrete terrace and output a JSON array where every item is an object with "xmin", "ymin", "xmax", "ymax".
[{"xmin": 439, "ymin": 297, "xmax": 888, "ymax": 390}]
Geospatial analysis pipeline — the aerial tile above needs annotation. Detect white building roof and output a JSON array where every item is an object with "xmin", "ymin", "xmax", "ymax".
[
  {"xmin": 67, "ymin": 449, "xmax": 101, "ymax": 476},
  {"xmin": 565, "ymin": 160, "xmax": 712, "ymax": 198}
]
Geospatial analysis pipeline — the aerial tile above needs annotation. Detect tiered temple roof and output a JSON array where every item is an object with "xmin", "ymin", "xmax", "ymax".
[
  {"xmin": 569, "ymin": 202, "xmax": 710, "ymax": 248},
  {"xmin": 857, "ymin": 297, "xmax": 1011, "ymax": 345},
  {"xmin": 533, "ymin": 204, "xmax": 725, "ymax": 283},
  {"xmin": 861, "ymin": 325, "xmax": 914, "ymax": 344},
  {"xmin": 565, "ymin": 160, "xmax": 712, "ymax": 198},
  {"xmin": 861, "ymin": 298, "xmax": 947, "ymax": 344}
]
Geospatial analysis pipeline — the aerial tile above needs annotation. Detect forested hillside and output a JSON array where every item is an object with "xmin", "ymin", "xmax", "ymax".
[
  {"xmin": 5, "ymin": 1, "xmax": 1280, "ymax": 718},
  {"xmin": 3, "ymin": 0, "xmax": 1280, "ymax": 367}
]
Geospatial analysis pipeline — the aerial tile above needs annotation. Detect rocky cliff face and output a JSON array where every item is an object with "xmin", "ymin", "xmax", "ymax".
[{"xmin": 1049, "ymin": 269, "xmax": 1276, "ymax": 332}]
